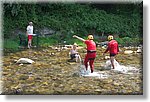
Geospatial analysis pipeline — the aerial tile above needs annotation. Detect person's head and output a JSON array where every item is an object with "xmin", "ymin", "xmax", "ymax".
[
  {"xmin": 88, "ymin": 34, "xmax": 94, "ymax": 40},
  {"xmin": 107, "ymin": 35, "xmax": 113, "ymax": 41},
  {"xmin": 73, "ymin": 43, "xmax": 78, "ymax": 49},
  {"xmin": 29, "ymin": 22, "xmax": 33, "ymax": 25}
]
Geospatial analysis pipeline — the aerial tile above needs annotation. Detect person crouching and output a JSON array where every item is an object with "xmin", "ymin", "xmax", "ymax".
[{"xmin": 70, "ymin": 43, "xmax": 81, "ymax": 62}]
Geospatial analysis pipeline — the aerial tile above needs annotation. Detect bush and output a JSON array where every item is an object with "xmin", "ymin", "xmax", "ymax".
[
  {"xmin": 115, "ymin": 37, "xmax": 141, "ymax": 46},
  {"xmin": 4, "ymin": 39, "xmax": 19, "ymax": 52},
  {"xmin": 3, "ymin": 3, "xmax": 142, "ymax": 52}
]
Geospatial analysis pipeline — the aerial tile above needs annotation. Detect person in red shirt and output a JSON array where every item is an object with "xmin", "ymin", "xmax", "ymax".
[
  {"xmin": 103, "ymin": 35, "xmax": 119, "ymax": 69},
  {"xmin": 73, "ymin": 34, "xmax": 96, "ymax": 73}
]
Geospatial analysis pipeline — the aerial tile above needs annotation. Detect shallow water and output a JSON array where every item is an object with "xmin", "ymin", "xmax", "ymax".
[{"xmin": 1, "ymin": 47, "xmax": 142, "ymax": 95}]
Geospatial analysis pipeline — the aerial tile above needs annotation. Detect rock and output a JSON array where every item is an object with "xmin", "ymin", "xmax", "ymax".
[
  {"xmin": 64, "ymin": 45, "xmax": 72, "ymax": 48},
  {"xmin": 42, "ymin": 82, "xmax": 48, "ymax": 86},
  {"xmin": 137, "ymin": 47, "xmax": 142, "ymax": 53},
  {"xmin": 16, "ymin": 58, "xmax": 34, "ymax": 64},
  {"xmin": 103, "ymin": 79, "xmax": 113, "ymax": 84},
  {"xmin": 113, "ymin": 82, "xmax": 120, "ymax": 86},
  {"xmin": 19, "ymin": 75, "xmax": 29, "ymax": 80},
  {"xmin": 19, "ymin": 63, "xmax": 23, "ymax": 66},
  {"xmin": 124, "ymin": 50, "xmax": 133, "ymax": 54},
  {"xmin": 95, "ymin": 89, "xmax": 102, "ymax": 92},
  {"xmin": 104, "ymin": 56, "xmax": 110, "ymax": 60}
]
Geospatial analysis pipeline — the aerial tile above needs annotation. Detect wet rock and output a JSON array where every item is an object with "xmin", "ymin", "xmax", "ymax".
[
  {"xmin": 19, "ymin": 64, "xmax": 24, "ymax": 66},
  {"xmin": 137, "ymin": 48, "xmax": 142, "ymax": 53},
  {"xmin": 124, "ymin": 50, "xmax": 133, "ymax": 54},
  {"xmin": 16, "ymin": 58, "xmax": 34, "ymax": 64},
  {"xmin": 95, "ymin": 89, "xmax": 102, "ymax": 93},
  {"xmin": 19, "ymin": 75, "xmax": 29, "ymax": 80},
  {"xmin": 113, "ymin": 82, "xmax": 120, "ymax": 86},
  {"xmin": 103, "ymin": 79, "xmax": 113, "ymax": 84}
]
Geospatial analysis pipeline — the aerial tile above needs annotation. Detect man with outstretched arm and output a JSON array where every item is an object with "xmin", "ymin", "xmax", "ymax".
[{"xmin": 73, "ymin": 34, "xmax": 96, "ymax": 73}]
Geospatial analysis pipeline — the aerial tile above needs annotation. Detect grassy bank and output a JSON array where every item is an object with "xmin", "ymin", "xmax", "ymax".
[{"xmin": 4, "ymin": 36, "xmax": 142, "ymax": 54}]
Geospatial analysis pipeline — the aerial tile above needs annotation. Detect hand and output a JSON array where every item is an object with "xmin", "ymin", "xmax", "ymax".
[{"xmin": 73, "ymin": 35, "xmax": 77, "ymax": 38}]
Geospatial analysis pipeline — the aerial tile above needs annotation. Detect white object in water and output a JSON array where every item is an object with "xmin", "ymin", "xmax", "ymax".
[
  {"xmin": 105, "ymin": 60, "xmax": 139, "ymax": 74},
  {"xmin": 79, "ymin": 64, "xmax": 108, "ymax": 78},
  {"xmin": 124, "ymin": 50, "xmax": 133, "ymax": 54},
  {"xmin": 80, "ymin": 64, "xmax": 91, "ymax": 75},
  {"xmin": 16, "ymin": 58, "xmax": 34, "ymax": 64},
  {"xmin": 104, "ymin": 59, "xmax": 128, "ymax": 73},
  {"xmin": 104, "ymin": 59, "xmax": 120, "ymax": 70},
  {"xmin": 112, "ymin": 65, "xmax": 128, "ymax": 73},
  {"xmin": 83, "ymin": 72, "xmax": 108, "ymax": 78}
]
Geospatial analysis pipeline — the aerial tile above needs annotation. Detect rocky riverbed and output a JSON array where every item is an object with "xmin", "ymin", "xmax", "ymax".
[{"xmin": 1, "ymin": 46, "xmax": 143, "ymax": 95}]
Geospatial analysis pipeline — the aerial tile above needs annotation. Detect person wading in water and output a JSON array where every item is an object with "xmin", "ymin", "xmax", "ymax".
[{"xmin": 73, "ymin": 34, "xmax": 96, "ymax": 73}]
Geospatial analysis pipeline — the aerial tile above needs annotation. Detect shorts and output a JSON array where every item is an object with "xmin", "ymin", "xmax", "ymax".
[
  {"xmin": 28, "ymin": 35, "xmax": 33, "ymax": 40},
  {"xmin": 110, "ymin": 53, "xmax": 117, "ymax": 57},
  {"xmin": 70, "ymin": 54, "xmax": 76, "ymax": 59}
]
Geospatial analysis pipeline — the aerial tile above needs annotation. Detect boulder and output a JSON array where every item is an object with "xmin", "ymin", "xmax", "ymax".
[
  {"xmin": 16, "ymin": 58, "xmax": 34, "ymax": 64},
  {"xmin": 137, "ymin": 47, "xmax": 142, "ymax": 53}
]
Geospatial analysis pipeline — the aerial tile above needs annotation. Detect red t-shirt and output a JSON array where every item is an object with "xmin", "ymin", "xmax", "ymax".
[
  {"xmin": 105, "ymin": 40, "xmax": 119, "ymax": 54},
  {"xmin": 84, "ymin": 40, "xmax": 96, "ymax": 51}
]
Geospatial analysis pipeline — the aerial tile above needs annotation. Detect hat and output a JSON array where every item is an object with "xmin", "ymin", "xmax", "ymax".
[
  {"xmin": 29, "ymin": 22, "xmax": 33, "ymax": 25},
  {"xmin": 73, "ymin": 43, "xmax": 78, "ymax": 46},
  {"xmin": 108, "ymin": 35, "xmax": 113, "ymax": 41},
  {"xmin": 88, "ymin": 35, "xmax": 94, "ymax": 40}
]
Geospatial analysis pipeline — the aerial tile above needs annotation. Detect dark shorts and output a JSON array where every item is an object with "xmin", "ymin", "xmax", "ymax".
[
  {"xmin": 110, "ymin": 53, "xmax": 117, "ymax": 57},
  {"xmin": 70, "ymin": 54, "xmax": 76, "ymax": 59}
]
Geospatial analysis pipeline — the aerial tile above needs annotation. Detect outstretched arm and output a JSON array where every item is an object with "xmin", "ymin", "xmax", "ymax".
[{"xmin": 73, "ymin": 35, "xmax": 85, "ymax": 42}]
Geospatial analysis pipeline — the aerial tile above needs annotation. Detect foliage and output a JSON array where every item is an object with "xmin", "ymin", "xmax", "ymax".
[
  {"xmin": 4, "ymin": 39, "xmax": 19, "ymax": 52},
  {"xmin": 3, "ymin": 3, "xmax": 142, "ymax": 51},
  {"xmin": 115, "ymin": 37, "xmax": 142, "ymax": 46}
]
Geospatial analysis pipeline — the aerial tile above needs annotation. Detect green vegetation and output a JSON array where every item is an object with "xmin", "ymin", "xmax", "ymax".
[
  {"xmin": 115, "ymin": 37, "xmax": 142, "ymax": 47},
  {"xmin": 3, "ymin": 2, "xmax": 143, "ymax": 52},
  {"xmin": 4, "ymin": 39, "xmax": 19, "ymax": 52}
]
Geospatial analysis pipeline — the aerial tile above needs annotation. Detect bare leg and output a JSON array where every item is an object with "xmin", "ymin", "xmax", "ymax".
[
  {"xmin": 28, "ymin": 39, "xmax": 32, "ymax": 48},
  {"xmin": 75, "ymin": 54, "xmax": 78, "ymax": 62},
  {"xmin": 30, "ymin": 39, "xmax": 32, "ymax": 47},
  {"xmin": 28, "ymin": 39, "xmax": 31, "ymax": 48},
  {"xmin": 78, "ymin": 55, "xmax": 82, "ymax": 63},
  {"xmin": 110, "ymin": 56, "xmax": 115, "ymax": 69}
]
